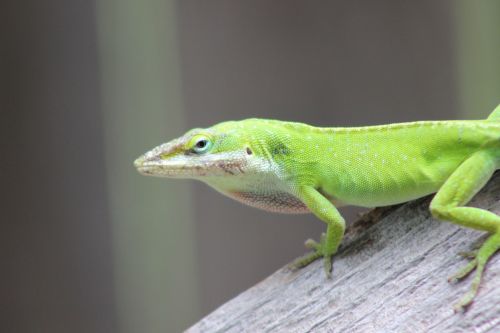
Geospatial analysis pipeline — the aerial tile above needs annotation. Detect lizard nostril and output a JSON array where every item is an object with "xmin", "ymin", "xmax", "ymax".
[{"xmin": 246, "ymin": 147, "xmax": 253, "ymax": 155}]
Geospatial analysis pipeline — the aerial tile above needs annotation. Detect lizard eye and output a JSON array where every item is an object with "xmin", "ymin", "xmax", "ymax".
[{"xmin": 191, "ymin": 135, "xmax": 212, "ymax": 154}]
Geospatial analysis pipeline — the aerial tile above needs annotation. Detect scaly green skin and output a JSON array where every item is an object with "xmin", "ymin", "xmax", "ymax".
[{"xmin": 135, "ymin": 105, "xmax": 500, "ymax": 312}]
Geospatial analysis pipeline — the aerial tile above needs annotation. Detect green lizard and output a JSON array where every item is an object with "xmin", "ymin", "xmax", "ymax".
[{"xmin": 134, "ymin": 105, "xmax": 500, "ymax": 311}]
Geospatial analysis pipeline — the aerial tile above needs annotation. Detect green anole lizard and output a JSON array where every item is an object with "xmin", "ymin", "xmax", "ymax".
[{"xmin": 134, "ymin": 105, "xmax": 500, "ymax": 312}]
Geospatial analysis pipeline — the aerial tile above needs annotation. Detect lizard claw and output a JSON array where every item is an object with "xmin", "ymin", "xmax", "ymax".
[
  {"xmin": 323, "ymin": 254, "xmax": 333, "ymax": 278},
  {"xmin": 448, "ymin": 258, "xmax": 477, "ymax": 283},
  {"xmin": 290, "ymin": 233, "xmax": 334, "ymax": 279},
  {"xmin": 288, "ymin": 251, "xmax": 322, "ymax": 270},
  {"xmin": 304, "ymin": 238, "xmax": 320, "ymax": 250}
]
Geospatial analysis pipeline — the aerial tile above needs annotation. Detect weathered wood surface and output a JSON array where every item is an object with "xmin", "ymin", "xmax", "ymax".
[{"xmin": 187, "ymin": 173, "xmax": 500, "ymax": 333}]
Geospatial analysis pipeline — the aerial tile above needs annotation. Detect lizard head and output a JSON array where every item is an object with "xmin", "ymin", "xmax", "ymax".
[{"xmin": 134, "ymin": 121, "xmax": 263, "ymax": 179}]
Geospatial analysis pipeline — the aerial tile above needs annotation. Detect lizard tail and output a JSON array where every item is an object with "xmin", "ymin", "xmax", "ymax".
[{"xmin": 486, "ymin": 104, "xmax": 500, "ymax": 121}]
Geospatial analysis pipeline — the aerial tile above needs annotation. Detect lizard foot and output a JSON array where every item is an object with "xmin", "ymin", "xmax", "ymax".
[
  {"xmin": 288, "ymin": 233, "xmax": 333, "ymax": 278},
  {"xmin": 450, "ymin": 232, "xmax": 500, "ymax": 312}
]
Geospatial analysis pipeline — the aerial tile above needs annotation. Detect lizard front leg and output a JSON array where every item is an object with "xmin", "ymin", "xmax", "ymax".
[{"xmin": 290, "ymin": 186, "xmax": 346, "ymax": 278}]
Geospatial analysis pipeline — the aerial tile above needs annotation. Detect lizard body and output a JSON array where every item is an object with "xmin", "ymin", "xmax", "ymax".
[{"xmin": 135, "ymin": 105, "xmax": 500, "ymax": 311}]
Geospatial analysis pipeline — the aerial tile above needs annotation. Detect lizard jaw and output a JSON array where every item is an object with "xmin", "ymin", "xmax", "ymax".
[
  {"xmin": 134, "ymin": 154, "xmax": 205, "ymax": 178},
  {"xmin": 134, "ymin": 151, "xmax": 248, "ymax": 179}
]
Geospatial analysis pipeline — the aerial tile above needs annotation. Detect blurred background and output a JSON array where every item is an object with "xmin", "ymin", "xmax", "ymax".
[{"xmin": 2, "ymin": 1, "xmax": 499, "ymax": 332}]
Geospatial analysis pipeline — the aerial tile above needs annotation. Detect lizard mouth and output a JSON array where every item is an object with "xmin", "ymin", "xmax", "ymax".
[
  {"xmin": 135, "ymin": 164, "xmax": 158, "ymax": 176},
  {"xmin": 134, "ymin": 155, "xmax": 197, "ymax": 178},
  {"xmin": 134, "ymin": 152, "xmax": 247, "ymax": 178}
]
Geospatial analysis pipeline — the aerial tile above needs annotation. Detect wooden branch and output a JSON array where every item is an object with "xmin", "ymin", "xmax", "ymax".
[{"xmin": 187, "ymin": 173, "xmax": 500, "ymax": 333}]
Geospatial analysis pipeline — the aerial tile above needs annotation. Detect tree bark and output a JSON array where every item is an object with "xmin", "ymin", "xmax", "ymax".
[{"xmin": 187, "ymin": 172, "xmax": 500, "ymax": 333}]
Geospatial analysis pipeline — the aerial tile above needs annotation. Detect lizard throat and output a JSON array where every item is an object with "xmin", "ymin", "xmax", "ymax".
[{"xmin": 227, "ymin": 191, "xmax": 309, "ymax": 214}]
